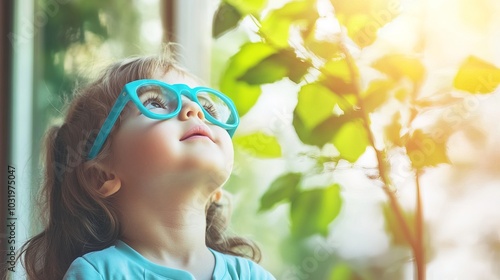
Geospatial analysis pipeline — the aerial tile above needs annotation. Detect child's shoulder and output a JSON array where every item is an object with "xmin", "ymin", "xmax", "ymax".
[
  {"xmin": 63, "ymin": 242, "xmax": 276, "ymax": 280},
  {"xmin": 210, "ymin": 249, "xmax": 276, "ymax": 280},
  {"xmin": 63, "ymin": 242, "xmax": 137, "ymax": 279}
]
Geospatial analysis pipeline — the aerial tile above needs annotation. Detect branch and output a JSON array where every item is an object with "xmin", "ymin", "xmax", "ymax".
[
  {"xmin": 415, "ymin": 170, "xmax": 426, "ymax": 280},
  {"xmin": 338, "ymin": 42, "xmax": 417, "ymax": 252}
]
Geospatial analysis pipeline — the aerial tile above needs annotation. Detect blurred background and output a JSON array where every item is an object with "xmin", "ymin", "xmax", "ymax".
[{"xmin": 1, "ymin": 0, "xmax": 500, "ymax": 279}]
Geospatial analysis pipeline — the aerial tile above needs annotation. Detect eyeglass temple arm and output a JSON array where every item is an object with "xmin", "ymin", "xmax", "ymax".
[{"xmin": 87, "ymin": 93, "xmax": 130, "ymax": 160}]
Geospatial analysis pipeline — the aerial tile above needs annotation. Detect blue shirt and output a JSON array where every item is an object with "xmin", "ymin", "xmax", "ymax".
[{"xmin": 63, "ymin": 240, "xmax": 276, "ymax": 280}]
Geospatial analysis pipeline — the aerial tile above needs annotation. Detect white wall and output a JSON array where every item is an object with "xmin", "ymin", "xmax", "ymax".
[{"xmin": 174, "ymin": 0, "xmax": 218, "ymax": 83}]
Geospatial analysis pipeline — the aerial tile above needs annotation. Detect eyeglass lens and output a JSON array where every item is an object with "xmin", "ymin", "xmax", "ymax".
[{"xmin": 136, "ymin": 84, "xmax": 234, "ymax": 124}]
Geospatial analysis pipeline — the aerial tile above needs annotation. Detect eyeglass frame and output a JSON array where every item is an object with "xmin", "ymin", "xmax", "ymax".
[{"xmin": 86, "ymin": 79, "xmax": 240, "ymax": 160}]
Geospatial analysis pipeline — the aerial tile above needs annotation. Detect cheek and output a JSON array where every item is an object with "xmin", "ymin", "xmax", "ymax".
[
  {"xmin": 111, "ymin": 119, "xmax": 180, "ymax": 179},
  {"xmin": 222, "ymin": 133, "xmax": 234, "ymax": 168},
  {"xmin": 214, "ymin": 128, "xmax": 235, "ymax": 177}
]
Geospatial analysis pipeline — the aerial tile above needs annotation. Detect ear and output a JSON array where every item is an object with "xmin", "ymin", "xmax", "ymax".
[
  {"xmin": 211, "ymin": 189, "xmax": 223, "ymax": 203},
  {"xmin": 99, "ymin": 174, "xmax": 121, "ymax": 197}
]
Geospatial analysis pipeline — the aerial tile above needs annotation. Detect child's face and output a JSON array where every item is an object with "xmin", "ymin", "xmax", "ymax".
[{"xmin": 108, "ymin": 70, "xmax": 234, "ymax": 207}]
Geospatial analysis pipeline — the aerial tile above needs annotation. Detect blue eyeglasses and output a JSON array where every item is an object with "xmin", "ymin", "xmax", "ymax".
[{"xmin": 87, "ymin": 79, "xmax": 240, "ymax": 160}]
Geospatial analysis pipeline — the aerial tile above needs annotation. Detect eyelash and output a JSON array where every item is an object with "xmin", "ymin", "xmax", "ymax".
[
  {"xmin": 141, "ymin": 92, "xmax": 219, "ymax": 118},
  {"xmin": 203, "ymin": 103, "xmax": 218, "ymax": 118},
  {"xmin": 142, "ymin": 93, "xmax": 168, "ymax": 109}
]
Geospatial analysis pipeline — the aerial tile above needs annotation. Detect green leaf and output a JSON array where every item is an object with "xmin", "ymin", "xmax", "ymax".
[
  {"xmin": 304, "ymin": 38, "xmax": 344, "ymax": 62},
  {"xmin": 453, "ymin": 55, "xmax": 500, "ymax": 94},
  {"xmin": 291, "ymin": 184, "xmax": 342, "ymax": 239},
  {"xmin": 405, "ymin": 129, "xmax": 450, "ymax": 169},
  {"xmin": 224, "ymin": 42, "xmax": 277, "ymax": 73},
  {"xmin": 220, "ymin": 42, "xmax": 277, "ymax": 116},
  {"xmin": 293, "ymin": 111, "xmax": 333, "ymax": 147},
  {"xmin": 237, "ymin": 48, "xmax": 311, "ymax": 85},
  {"xmin": 237, "ymin": 56, "xmax": 289, "ymax": 85},
  {"xmin": 331, "ymin": 0, "xmax": 401, "ymax": 47},
  {"xmin": 394, "ymin": 87, "xmax": 409, "ymax": 102},
  {"xmin": 328, "ymin": 263, "xmax": 362, "ymax": 280},
  {"xmin": 329, "ymin": 263, "xmax": 351, "ymax": 280},
  {"xmin": 234, "ymin": 132, "xmax": 282, "ymax": 158},
  {"xmin": 213, "ymin": 2, "xmax": 242, "ymax": 38},
  {"xmin": 225, "ymin": 0, "xmax": 268, "ymax": 15},
  {"xmin": 259, "ymin": 173, "xmax": 302, "ymax": 212},
  {"xmin": 384, "ymin": 112, "xmax": 403, "ymax": 146},
  {"xmin": 319, "ymin": 58, "xmax": 357, "ymax": 96},
  {"xmin": 292, "ymin": 82, "xmax": 363, "ymax": 148},
  {"xmin": 260, "ymin": 0, "xmax": 318, "ymax": 48},
  {"xmin": 332, "ymin": 120, "xmax": 370, "ymax": 162},
  {"xmin": 362, "ymin": 79, "xmax": 394, "ymax": 112},
  {"xmin": 372, "ymin": 54, "xmax": 426, "ymax": 84},
  {"xmin": 295, "ymin": 83, "xmax": 339, "ymax": 130},
  {"xmin": 293, "ymin": 108, "xmax": 362, "ymax": 148}
]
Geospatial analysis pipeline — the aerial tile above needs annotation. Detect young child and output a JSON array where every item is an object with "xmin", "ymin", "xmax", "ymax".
[{"xmin": 19, "ymin": 47, "xmax": 276, "ymax": 280}]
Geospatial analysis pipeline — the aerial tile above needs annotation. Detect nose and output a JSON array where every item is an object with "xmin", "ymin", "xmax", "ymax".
[{"xmin": 178, "ymin": 96, "xmax": 205, "ymax": 121}]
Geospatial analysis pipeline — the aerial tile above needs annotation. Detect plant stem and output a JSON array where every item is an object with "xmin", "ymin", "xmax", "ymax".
[
  {"xmin": 338, "ymin": 42, "xmax": 424, "ymax": 279},
  {"xmin": 415, "ymin": 170, "xmax": 426, "ymax": 280}
]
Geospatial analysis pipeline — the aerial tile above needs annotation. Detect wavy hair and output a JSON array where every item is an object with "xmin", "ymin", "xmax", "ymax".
[{"xmin": 18, "ymin": 48, "xmax": 261, "ymax": 280}]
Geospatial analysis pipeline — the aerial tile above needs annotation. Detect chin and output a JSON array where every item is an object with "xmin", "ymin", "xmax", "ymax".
[
  {"xmin": 178, "ymin": 156, "xmax": 232, "ymax": 185},
  {"xmin": 199, "ymin": 161, "xmax": 232, "ymax": 188}
]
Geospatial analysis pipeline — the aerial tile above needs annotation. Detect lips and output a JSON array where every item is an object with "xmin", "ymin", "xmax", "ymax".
[{"xmin": 180, "ymin": 125, "xmax": 214, "ymax": 142}]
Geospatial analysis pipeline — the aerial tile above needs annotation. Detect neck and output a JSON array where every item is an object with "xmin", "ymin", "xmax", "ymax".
[{"xmin": 118, "ymin": 189, "xmax": 214, "ymax": 278}]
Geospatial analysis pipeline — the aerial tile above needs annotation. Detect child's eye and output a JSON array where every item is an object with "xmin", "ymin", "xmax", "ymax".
[
  {"xmin": 143, "ymin": 96, "xmax": 168, "ymax": 110},
  {"xmin": 203, "ymin": 104, "xmax": 219, "ymax": 118},
  {"xmin": 138, "ymin": 85, "xmax": 176, "ymax": 112},
  {"xmin": 199, "ymin": 99, "xmax": 219, "ymax": 119},
  {"xmin": 197, "ymin": 93, "xmax": 232, "ymax": 122}
]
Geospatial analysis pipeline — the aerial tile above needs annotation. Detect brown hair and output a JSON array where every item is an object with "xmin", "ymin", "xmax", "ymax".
[{"xmin": 18, "ymin": 49, "xmax": 261, "ymax": 280}]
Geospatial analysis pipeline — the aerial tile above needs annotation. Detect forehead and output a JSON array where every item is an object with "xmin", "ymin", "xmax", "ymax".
[{"xmin": 154, "ymin": 69, "xmax": 203, "ymax": 88}]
